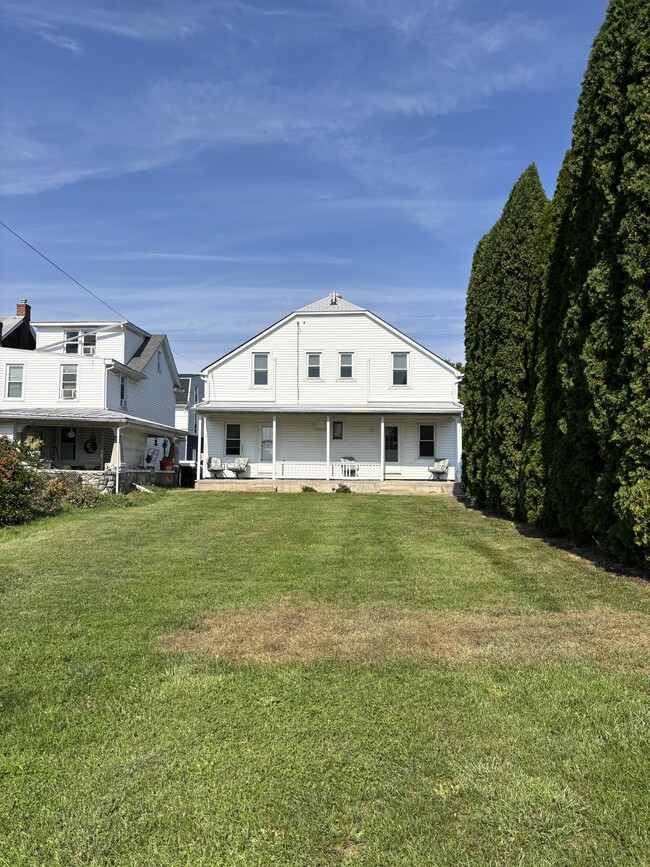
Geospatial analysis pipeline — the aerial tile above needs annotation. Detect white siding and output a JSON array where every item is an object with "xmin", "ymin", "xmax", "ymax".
[
  {"xmin": 126, "ymin": 351, "xmax": 176, "ymax": 426},
  {"xmin": 206, "ymin": 312, "xmax": 458, "ymax": 406},
  {"xmin": 1, "ymin": 348, "xmax": 106, "ymax": 408},
  {"xmin": 204, "ymin": 413, "xmax": 458, "ymax": 480},
  {"xmin": 124, "ymin": 326, "xmax": 146, "ymax": 363},
  {"xmin": 35, "ymin": 324, "xmax": 126, "ymax": 362}
]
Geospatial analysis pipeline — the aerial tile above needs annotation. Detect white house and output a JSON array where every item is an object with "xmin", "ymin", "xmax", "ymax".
[
  {"xmin": 197, "ymin": 293, "xmax": 463, "ymax": 482},
  {"xmin": 0, "ymin": 307, "xmax": 186, "ymax": 471},
  {"xmin": 175, "ymin": 373, "xmax": 205, "ymax": 461}
]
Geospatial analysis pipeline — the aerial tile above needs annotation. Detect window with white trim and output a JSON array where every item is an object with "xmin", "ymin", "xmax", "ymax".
[
  {"xmin": 65, "ymin": 331, "xmax": 80, "ymax": 354},
  {"xmin": 253, "ymin": 353, "xmax": 269, "ymax": 386},
  {"xmin": 339, "ymin": 352, "xmax": 353, "ymax": 379},
  {"xmin": 419, "ymin": 424, "xmax": 435, "ymax": 458},
  {"xmin": 64, "ymin": 331, "xmax": 95, "ymax": 355},
  {"xmin": 392, "ymin": 352, "xmax": 409, "ymax": 386},
  {"xmin": 307, "ymin": 353, "xmax": 321, "ymax": 379},
  {"xmin": 120, "ymin": 375, "xmax": 127, "ymax": 408},
  {"xmin": 61, "ymin": 364, "xmax": 78, "ymax": 399},
  {"xmin": 225, "ymin": 423, "xmax": 241, "ymax": 455},
  {"xmin": 6, "ymin": 365, "xmax": 24, "ymax": 398}
]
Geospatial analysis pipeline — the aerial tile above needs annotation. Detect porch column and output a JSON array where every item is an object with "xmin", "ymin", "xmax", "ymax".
[
  {"xmin": 115, "ymin": 426, "xmax": 121, "ymax": 493},
  {"xmin": 325, "ymin": 415, "xmax": 331, "ymax": 480},
  {"xmin": 272, "ymin": 414, "xmax": 277, "ymax": 480},
  {"xmin": 456, "ymin": 415, "xmax": 463, "ymax": 483},
  {"xmin": 196, "ymin": 416, "xmax": 203, "ymax": 482},
  {"xmin": 380, "ymin": 415, "xmax": 385, "ymax": 481}
]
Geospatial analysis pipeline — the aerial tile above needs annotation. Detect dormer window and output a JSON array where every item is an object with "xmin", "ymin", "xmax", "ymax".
[
  {"xmin": 64, "ymin": 331, "xmax": 96, "ymax": 355},
  {"xmin": 65, "ymin": 331, "xmax": 80, "ymax": 354}
]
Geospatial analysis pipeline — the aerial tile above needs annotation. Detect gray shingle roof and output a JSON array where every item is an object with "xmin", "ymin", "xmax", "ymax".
[
  {"xmin": 297, "ymin": 294, "xmax": 365, "ymax": 313},
  {"xmin": 127, "ymin": 334, "xmax": 166, "ymax": 372},
  {"xmin": 0, "ymin": 315, "xmax": 22, "ymax": 340}
]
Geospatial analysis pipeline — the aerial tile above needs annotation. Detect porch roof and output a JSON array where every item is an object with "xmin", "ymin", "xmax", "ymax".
[
  {"xmin": 0, "ymin": 407, "xmax": 187, "ymax": 437},
  {"xmin": 196, "ymin": 402, "xmax": 463, "ymax": 415}
]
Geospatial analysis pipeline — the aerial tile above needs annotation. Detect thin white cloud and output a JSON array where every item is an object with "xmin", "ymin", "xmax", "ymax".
[{"xmin": 112, "ymin": 251, "xmax": 350, "ymax": 265}]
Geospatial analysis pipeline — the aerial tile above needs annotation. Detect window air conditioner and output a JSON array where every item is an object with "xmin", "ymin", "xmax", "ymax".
[{"xmin": 62, "ymin": 388, "xmax": 77, "ymax": 399}]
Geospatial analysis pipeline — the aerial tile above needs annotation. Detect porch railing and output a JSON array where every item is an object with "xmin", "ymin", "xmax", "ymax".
[{"xmin": 277, "ymin": 462, "xmax": 382, "ymax": 480}]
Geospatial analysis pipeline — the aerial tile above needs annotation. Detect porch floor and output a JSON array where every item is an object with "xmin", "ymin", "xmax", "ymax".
[{"xmin": 195, "ymin": 478, "xmax": 460, "ymax": 496}]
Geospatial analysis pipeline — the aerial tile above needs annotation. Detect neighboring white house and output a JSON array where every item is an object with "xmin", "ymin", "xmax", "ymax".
[
  {"xmin": 197, "ymin": 293, "xmax": 463, "ymax": 482},
  {"xmin": 0, "ymin": 309, "xmax": 186, "ymax": 470},
  {"xmin": 175, "ymin": 373, "xmax": 205, "ymax": 461}
]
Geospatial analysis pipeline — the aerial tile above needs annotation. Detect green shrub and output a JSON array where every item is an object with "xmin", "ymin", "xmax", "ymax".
[
  {"xmin": 335, "ymin": 483, "xmax": 351, "ymax": 494},
  {"xmin": 301, "ymin": 485, "xmax": 317, "ymax": 493},
  {"xmin": 0, "ymin": 436, "xmax": 47, "ymax": 526}
]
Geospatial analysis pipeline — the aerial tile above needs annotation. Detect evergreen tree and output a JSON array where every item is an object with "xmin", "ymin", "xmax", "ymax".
[
  {"xmin": 519, "ymin": 157, "xmax": 572, "ymax": 525},
  {"xmin": 462, "ymin": 230, "xmax": 495, "ymax": 505},
  {"xmin": 546, "ymin": 0, "xmax": 650, "ymax": 565},
  {"xmin": 463, "ymin": 166, "xmax": 548, "ymax": 515}
]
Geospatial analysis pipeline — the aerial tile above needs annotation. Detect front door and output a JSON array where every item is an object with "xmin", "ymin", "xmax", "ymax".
[
  {"xmin": 260, "ymin": 425, "xmax": 273, "ymax": 462},
  {"xmin": 385, "ymin": 425, "xmax": 398, "ymax": 463}
]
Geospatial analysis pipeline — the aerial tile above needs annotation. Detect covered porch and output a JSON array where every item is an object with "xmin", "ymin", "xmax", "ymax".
[
  {"xmin": 197, "ymin": 406, "xmax": 462, "ymax": 483},
  {"xmin": 0, "ymin": 408, "xmax": 186, "ymax": 473}
]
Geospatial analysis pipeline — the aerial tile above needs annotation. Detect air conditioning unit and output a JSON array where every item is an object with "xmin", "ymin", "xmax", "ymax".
[{"xmin": 62, "ymin": 388, "xmax": 77, "ymax": 399}]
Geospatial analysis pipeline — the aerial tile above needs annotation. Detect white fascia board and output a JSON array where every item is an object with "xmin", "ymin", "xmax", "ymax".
[{"xmin": 364, "ymin": 311, "xmax": 463, "ymax": 378}]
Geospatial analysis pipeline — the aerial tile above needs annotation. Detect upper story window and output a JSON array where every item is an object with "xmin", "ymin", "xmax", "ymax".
[
  {"xmin": 253, "ymin": 353, "xmax": 269, "ymax": 386},
  {"xmin": 61, "ymin": 364, "xmax": 78, "ymax": 399},
  {"xmin": 65, "ymin": 331, "xmax": 96, "ymax": 355},
  {"xmin": 307, "ymin": 353, "xmax": 321, "ymax": 379},
  {"xmin": 120, "ymin": 375, "xmax": 127, "ymax": 408},
  {"xmin": 339, "ymin": 352, "xmax": 353, "ymax": 379},
  {"xmin": 392, "ymin": 352, "xmax": 409, "ymax": 386},
  {"xmin": 192, "ymin": 384, "xmax": 199, "ymax": 403},
  {"xmin": 157, "ymin": 350, "xmax": 162, "ymax": 372},
  {"xmin": 6, "ymin": 364, "xmax": 24, "ymax": 398}
]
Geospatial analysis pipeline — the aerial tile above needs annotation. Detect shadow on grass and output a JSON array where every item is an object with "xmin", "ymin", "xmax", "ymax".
[{"xmin": 453, "ymin": 487, "xmax": 649, "ymax": 585}]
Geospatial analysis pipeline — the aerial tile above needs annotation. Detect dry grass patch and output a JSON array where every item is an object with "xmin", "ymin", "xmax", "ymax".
[{"xmin": 163, "ymin": 597, "xmax": 650, "ymax": 668}]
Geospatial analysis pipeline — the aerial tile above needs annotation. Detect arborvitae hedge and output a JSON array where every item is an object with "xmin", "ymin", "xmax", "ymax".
[
  {"xmin": 462, "ymin": 165, "xmax": 547, "ymax": 516},
  {"xmin": 548, "ymin": 0, "xmax": 650, "ymax": 565},
  {"xmin": 464, "ymin": 0, "xmax": 650, "ymax": 569}
]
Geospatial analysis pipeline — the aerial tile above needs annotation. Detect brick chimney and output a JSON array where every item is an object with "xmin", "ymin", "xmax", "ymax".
[{"xmin": 16, "ymin": 299, "xmax": 31, "ymax": 320}]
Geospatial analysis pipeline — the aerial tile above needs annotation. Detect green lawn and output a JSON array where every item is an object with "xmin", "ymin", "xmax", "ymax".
[{"xmin": 1, "ymin": 491, "xmax": 648, "ymax": 866}]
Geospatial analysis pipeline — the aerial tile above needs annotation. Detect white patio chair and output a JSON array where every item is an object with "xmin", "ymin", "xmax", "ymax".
[
  {"xmin": 341, "ymin": 456, "xmax": 358, "ymax": 478},
  {"xmin": 428, "ymin": 459, "xmax": 449, "ymax": 481},
  {"xmin": 227, "ymin": 457, "xmax": 249, "ymax": 478},
  {"xmin": 207, "ymin": 457, "xmax": 225, "ymax": 477}
]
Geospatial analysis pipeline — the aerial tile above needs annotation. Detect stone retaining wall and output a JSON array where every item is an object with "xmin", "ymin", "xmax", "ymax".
[{"xmin": 39, "ymin": 467, "xmax": 178, "ymax": 494}]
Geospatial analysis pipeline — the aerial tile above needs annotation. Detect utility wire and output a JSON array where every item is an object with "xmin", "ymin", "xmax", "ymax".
[
  {"xmin": 0, "ymin": 219, "xmax": 127, "ymax": 319},
  {"xmin": 1, "ymin": 219, "xmax": 201, "ymax": 370}
]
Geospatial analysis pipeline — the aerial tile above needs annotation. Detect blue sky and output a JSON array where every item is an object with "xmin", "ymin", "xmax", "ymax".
[{"xmin": 0, "ymin": 0, "xmax": 608, "ymax": 372}]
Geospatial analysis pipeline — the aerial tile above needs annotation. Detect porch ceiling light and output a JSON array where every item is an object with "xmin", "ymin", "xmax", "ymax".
[{"xmin": 67, "ymin": 428, "xmax": 76, "ymax": 438}]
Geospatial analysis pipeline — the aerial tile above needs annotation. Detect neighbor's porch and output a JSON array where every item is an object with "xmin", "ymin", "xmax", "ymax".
[{"xmin": 198, "ymin": 411, "xmax": 462, "ymax": 483}]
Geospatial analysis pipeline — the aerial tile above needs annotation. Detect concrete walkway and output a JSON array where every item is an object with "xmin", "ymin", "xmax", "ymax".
[{"xmin": 195, "ymin": 478, "xmax": 460, "ymax": 496}]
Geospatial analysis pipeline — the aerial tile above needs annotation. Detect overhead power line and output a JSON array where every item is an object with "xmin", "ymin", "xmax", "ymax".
[
  {"xmin": 0, "ymin": 219, "xmax": 200, "ymax": 370},
  {"xmin": 0, "ymin": 219, "xmax": 127, "ymax": 319}
]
